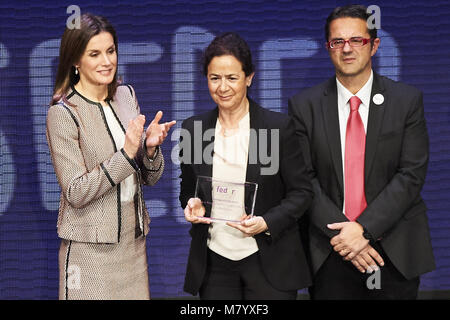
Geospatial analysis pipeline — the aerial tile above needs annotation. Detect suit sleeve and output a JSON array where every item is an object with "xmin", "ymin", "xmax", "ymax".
[
  {"xmin": 261, "ymin": 117, "xmax": 314, "ymax": 242},
  {"xmin": 46, "ymin": 105, "xmax": 137, "ymax": 209},
  {"xmin": 357, "ymin": 91, "xmax": 429, "ymax": 240},
  {"xmin": 288, "ymin": 97, "xmax": 348, "ymax": 239},
  {"xmin": 178, "ymin": 120, "xmax": 196, "ymax": 210},
  {"xmin": 178, "ymin": 119, "xmax": 210, "ymax": 237}
]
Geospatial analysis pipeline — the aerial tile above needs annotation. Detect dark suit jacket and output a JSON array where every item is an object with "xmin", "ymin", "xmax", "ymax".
[
  {"xmin": 179, "ymin": 98, "xmax": 313, "ymax": 295},
  {"xmin": 288, "ymin": 72, "xmax": 436, "ymax": 280}
]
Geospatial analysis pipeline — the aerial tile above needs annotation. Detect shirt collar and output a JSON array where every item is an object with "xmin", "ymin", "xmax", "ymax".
[{"xmin": 336, "ymin": 69, "xmax": 373, "ymax": 110}]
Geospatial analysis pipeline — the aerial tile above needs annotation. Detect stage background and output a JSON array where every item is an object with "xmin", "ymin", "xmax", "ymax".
[{"xmin": 0, "ymin": 0, "xmax": 449, "ymax": 299}]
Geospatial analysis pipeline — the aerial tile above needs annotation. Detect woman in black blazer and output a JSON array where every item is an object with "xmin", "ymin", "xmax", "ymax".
[{"xmin": 179, "ymin": 32, "xmax": 313, "ymax": 299}]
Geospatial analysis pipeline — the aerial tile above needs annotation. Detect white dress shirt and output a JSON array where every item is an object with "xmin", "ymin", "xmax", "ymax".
[{"xmin": 336, "ymin": 70, "xmax": 373, "ymax": 214}]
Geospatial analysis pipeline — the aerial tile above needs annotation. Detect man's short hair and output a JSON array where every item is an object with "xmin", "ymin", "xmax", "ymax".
[{"xmin": 325, "ymin": 4, "xmax": 378, "ymax": 41}]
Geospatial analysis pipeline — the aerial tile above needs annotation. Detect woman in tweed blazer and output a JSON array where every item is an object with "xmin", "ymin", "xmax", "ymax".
[{"xmin": 46, "ymin": 13, "xmax": 175, "ymax": 299}]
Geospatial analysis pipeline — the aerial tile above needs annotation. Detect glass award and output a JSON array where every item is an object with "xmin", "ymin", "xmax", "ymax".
[{"xmin": 194, "ymin": 175, "xmax": 258, "ymax": 223}]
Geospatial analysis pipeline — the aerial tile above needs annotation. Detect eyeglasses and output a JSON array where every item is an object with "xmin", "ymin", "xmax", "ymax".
[{"xmin": 326, "ymin": 37, "xmax": 372, "ymax": 49}]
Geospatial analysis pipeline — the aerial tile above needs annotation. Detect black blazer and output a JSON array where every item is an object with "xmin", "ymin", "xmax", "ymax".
[
  {"xmin": 179, "ymin": 98, "xmax": 313, "ymax": 295},
  {"xmin": 288, "ymin": 72, "xmax": 436, "ymax": 280}
]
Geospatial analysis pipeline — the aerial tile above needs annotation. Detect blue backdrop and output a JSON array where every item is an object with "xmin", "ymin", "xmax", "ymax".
[{"xmin": 0, "ymin": 0, "xmax": 449, "ymax": 299}]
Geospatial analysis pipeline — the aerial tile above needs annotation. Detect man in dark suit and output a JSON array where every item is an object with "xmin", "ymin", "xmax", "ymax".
[{"xmin": 288, "ymin": 4, "xmax": 435, "ymax": 299}]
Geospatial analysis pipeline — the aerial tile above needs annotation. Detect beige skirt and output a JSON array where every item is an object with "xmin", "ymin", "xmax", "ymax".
[{"xmin": 58, "ymin": 201, "xmax": 150, "ymax": 300}]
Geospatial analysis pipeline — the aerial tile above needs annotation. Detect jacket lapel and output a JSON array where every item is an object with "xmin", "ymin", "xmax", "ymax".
[
  {"xmin": 322, "ymin": 77, "xmax": 344, "ymax": 192},
  {"xmin": 108, "ymin": 96, "xmax": 130, "ymax": 132},
  {"xmin": 364, "ymin": 73, "xmax": 386, "ymax": 183},
  {"xmin": 192, "ymin": 108, "xmax": 217, "ymax": 218},
  {"xmin": 197, "ymin": 108, "xmax": 217, "ymax": 178},
  {"xmin": 245, "ymin": 98, "xmax": 262, "ymax": 185},
  {"xmin": 245, "ymin": 98, "xmax": 262, "ymax": 216}
]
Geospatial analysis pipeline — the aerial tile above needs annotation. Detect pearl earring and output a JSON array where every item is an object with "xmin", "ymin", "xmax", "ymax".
[{"xmin": 75, "ymin": 67, "xmax": 78, "ymax": 75}]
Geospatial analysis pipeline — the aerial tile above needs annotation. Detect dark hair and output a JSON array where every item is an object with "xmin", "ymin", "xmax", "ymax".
[
  {"xmin": 50, "ymin": 13, "xmax": 119, "ymax": 106},
  {"xmin": 202, "ymin": 32, "xmax": 254, "ymax": 77},
  {"xmin": 325, "ymin": 4, "xmax": 378, "ymax": 41}
]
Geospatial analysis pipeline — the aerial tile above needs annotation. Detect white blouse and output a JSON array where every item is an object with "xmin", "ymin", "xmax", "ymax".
[{"xmin": 207, "ymin": 112, "xmax": 259, "ymax": 261}]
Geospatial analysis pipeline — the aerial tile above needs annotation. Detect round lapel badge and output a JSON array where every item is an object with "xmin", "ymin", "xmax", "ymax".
[{"xmin": 373, "ymin": 93, "xmax": 384, "ymax": 105}]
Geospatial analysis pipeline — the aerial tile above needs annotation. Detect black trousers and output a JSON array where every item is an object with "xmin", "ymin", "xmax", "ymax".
[
  {"xmin": 309, "ymin": 243, "xmax": 420, "ymax": 300},
  {"xmin": 199, "ymin": 249, "xmax": 297, "ymax": 300}
]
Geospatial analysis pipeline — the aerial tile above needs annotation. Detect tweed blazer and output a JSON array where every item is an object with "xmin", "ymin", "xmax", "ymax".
[{"xmin": 46, "ymin": 84, "xmax": 164, "ymax": 243}]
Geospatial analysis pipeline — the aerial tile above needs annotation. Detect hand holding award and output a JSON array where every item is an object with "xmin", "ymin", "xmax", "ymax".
[
  {"xmin": 226, "ymin": 215, "xmax": 268, "ymax": 237},
  {"xmin": 184, "ymin": 197, "xmax": 211, "ymax": 224},
  {"xmin": 191, "ymin": 176, "xmax": 258, "ymax": 224}
]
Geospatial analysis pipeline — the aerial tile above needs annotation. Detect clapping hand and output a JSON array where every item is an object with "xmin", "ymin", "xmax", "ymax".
[
  {"xmin": 124, "ymin": 114, "xmax": 146, "ymax": 158},
  {"xmin": 145, "ymin": 111, "xmax": 176, "ymax": 158}
]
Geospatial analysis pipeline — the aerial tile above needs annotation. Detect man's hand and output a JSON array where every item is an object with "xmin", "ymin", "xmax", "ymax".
[
  {"xmin": 227, "ymin": 215, "xmax": 268, "ymax": 237},
  {"xmin": 350, "ymin": 244, "xmax": 385, "ymax": 273},
  {"xmin": 328, "ymin": 221, "xmax": 368, "ymax": 259}
]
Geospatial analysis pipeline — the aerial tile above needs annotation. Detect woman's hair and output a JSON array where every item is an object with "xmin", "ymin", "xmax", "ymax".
[
  {"xmin": 50, "ymin": 13, "xmax": 119, "ymax": 106},
  {"xmin": 202, "ymin": 32, "xmax": 254, "ymax": 77}
]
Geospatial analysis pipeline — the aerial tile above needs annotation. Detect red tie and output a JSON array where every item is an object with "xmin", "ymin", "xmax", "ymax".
[{"xmin": 345, "ymin": 96, "xmax": 367, "ymax": 221}]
